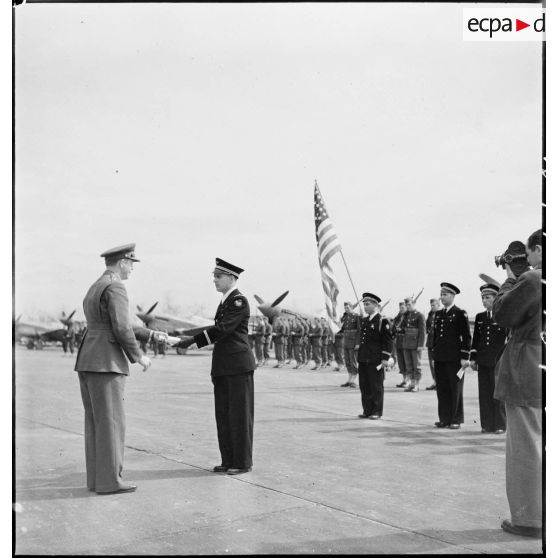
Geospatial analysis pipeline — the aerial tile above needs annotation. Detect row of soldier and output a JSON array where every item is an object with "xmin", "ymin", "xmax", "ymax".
[{"xmin": 248, "ymin": 315, "xmax": 344, "ymax": 371}]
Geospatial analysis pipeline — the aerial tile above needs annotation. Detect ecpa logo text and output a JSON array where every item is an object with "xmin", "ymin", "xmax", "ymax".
[{"xmin": 467, "ymin": 14, "xmax": 545, "ymax": 38}]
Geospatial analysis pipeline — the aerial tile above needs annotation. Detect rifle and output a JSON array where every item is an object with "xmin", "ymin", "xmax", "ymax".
[
  {"xmin": 412, "ymin": 288, "xmax": 424, "ymax": 305},
  {"xmin": 380, "ymin": 299, "xmax": 391, "ymax": 313}
]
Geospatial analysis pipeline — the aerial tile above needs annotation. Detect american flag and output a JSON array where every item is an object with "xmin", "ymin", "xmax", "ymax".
[{"xmin": 314, "ymin": 182, "xmax": 341, "ymax": 327}]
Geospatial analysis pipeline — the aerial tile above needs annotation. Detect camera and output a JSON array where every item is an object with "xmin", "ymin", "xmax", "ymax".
[{"xmin": 494, "ymin": 241, "xmax": 530, "ymax": 277}]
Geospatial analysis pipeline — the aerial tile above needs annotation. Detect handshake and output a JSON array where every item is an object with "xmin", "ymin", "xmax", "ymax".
[{"xmin": 150, "ymin": 331, "xmax": 184, "ymax": 346}]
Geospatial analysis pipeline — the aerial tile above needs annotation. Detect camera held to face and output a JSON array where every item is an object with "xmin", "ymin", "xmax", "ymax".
[{"xmin": 494, "ymin": 241, "xmax": 530, "ymax": 277}]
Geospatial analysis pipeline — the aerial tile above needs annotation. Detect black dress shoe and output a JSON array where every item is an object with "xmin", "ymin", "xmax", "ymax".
[
  {"xmin": 425, "ymin": 385, "xmax": 437, "ymax": 390},
  {"xmin": 97, "ymin": 485, "xmax": 137, "ymax": 495},
  {"xmin": 501, "ymin": 519, "xmax": 542, "ymax": 538},
  {"xmin": 435, "ymin": 421, "xmax": 449, "ymax": 428},
  {"xmin": 358, "ymin": 414, "xmax": 370, "ymax": 418},
  {"xmin": 369, "ymin": 415, "xmax": 381, "ymax": 420},
  {"xmin": 448, "ymin": 423, "xmax": 460, "ymax": 429},
  {"xmin": 212, "ymin": 465, "xmax": 230, "ymax": 473},
  {"xmin": 227, "ymin": 467, "xmax": 252, "ymax": 475}
]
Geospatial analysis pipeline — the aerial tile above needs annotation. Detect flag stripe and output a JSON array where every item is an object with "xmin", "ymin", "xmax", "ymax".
[{"xmin": 314, "ymin": 183, "xmax": 341, "ymax": 328}]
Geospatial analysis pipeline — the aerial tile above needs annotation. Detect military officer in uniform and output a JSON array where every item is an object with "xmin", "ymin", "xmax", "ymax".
[
  {"xmin": 393, "ymin": 302, "xmax": 409, "ymax": 387},
  {"xmin": 402, "ymin": 296, "xmax": 426, "ymax": 392},
  {"xmin": 253, "ymin": 316, "xmax": 265, "ymax": 367},
  {"xmin": 425, "ymin": 298, "xmax": 442, "ymax": 390},
  {"xmin": 320, "ymin": 317, "xmax": 330, "ymax": 367},
  {"xmin": 308, "ymin": 317, "xmax": 323, "ymax": 370},
  {"xmin": 262, "ymin": 316, "xmax": 272, "ymax": 365},
  {"xmin": 340, "ymin": 302, "xmax": 361, "ymax": 388},
  {"xmin": 272, "ymin": 316, "xmax": 286, "ymax": 368},
  {"xmin": 356, "ymin": 293, "xmax": 393, "ymax": 419},
  {"xmin": 291, "ymin": 317, "xmax": 305, "ymax": 369},
  {"xmin": 332, "ymin": 327, "xmax": 345, "ymax": 371},
  {"xmin": 470, "ymin": 283, "xmax": 507, "ymax": 433},
  {"xmin": 177, "ymin": 258, "xmax": 256, "ymax": 475},
  {"xmin": 75, "ymin": 243, "xmax": 165, "ymax": 494},
  {"xmin": 431, "ymin": 282, "xmax": 471, "ymax": 429}
]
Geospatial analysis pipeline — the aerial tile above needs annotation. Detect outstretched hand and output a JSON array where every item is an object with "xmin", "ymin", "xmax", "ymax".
[{"xmin": 176, "ymin": 335, "xmax": 195, "ymax": 349}]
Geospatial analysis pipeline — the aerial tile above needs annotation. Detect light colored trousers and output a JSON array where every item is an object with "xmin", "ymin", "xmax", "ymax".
[
  {"xmin": 505, "ymin": 402, "xmax": 542, "ymax": 528},
  {"xmin": 78, "ymin": 371, "xmax": 126, "ymax": 493}
]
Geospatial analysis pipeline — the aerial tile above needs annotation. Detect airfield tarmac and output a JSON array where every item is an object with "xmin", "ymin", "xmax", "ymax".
[{"xmin": 14, "ymin": 346, "xmax": 544, "ymax": 555}]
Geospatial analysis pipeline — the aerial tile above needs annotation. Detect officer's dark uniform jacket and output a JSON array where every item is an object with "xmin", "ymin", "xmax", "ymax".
[
  {"xmin": 357, "ymin": 313, "xmax": 393, "ymax": 363},
  {"xmin": 340, "ymin": 312, "xmax": 361, "ymax": 348},
  {"xmin": 470, "ymin": 311, "xmax": 507, "ymax": 367},
  {"xmin": 402, "ymin": 310, "xmax": 426, "ymax": 350},
  {"xmin": 431, "ymin": 305, "xmax": 471, "ymax": 362},
  {"xmin": 393, "ymin": 312, "xmax": 406, "ymax": 349},
  {"xmin": 426, "ymin": 310, "xmax": 437, "ymax": 349},
  {"xmin": 194, "ymin": 289, "xmax": 256, "ymax": 377},
  {"xmin": 75, "ymin": 270, "xmax": 151, "ymax": 374}
]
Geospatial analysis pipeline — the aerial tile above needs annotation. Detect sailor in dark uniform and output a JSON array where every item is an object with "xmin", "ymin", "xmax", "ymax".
[
  {"xmin": 431, "ymin": 282, "xmax": 472, "ymax": 429},
  {"xmin": 470, "ymin": 283, "xmax": 507, "ymax": 433},
  {"xmin": 356, "ymin": 293, "xmax": 393, "ymax": 419},
  {"xmin": 177, "ymin": 258, "xmax": 256, "ymax": 475}
]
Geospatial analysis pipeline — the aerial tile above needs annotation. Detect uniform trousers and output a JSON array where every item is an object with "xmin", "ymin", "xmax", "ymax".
[
  {"xmin": 427, "ymin": 348, "xmax": 436, "ymax": 384},
  {"xmin": 263, "ymin": 337, "xmax": 271, "ymax": 359},
  {"xmin": 321, "ymin": 341, "xmax": 328, "ymax": 363},
  {"xmin": 343, "ymin": 347, "xmax": 358, "ymax": 375},
  {"xmin": 396, "ymin": 347, "xmax": 407, "ymax": 375},
  {"xmin": 212, "ymin": 372, "xmax": 254, "ymax": 469},
  {"xmin": 292, "ymin": 342, "xmax": 303, "ymax": 364},
  {"xmin": 434, "ymin": 360, "xmax": 464, "ymax": 424},
  {"xmin": 274, "ymin": 339, "xmax": 284, "ymax": 363},
  {"xmin": 504, "ymin": 402, "xmax": 542, "ymax": 528},
  {"xmin": 358, "ymin": 359, "xmax": 385, "ymax": 416},
  {"xmin": 311, "ymin": 342, "xmax": 322, "ymax": 365},
  {"xmin": 477, "ymin": 365, "xmax": 506, "ymax": 432},
  {"xmin": 78, "ymin": 371, "xmax": 127, "ymax": 493},
  {"xmin": 254, "ymin": 338, "xmax": 264, "ymax": 362},
  {"xmin": 403, "ymin": 349, "xmax": 422, "ymax": 381},
  {"xmin": 333, "ymin": 340, "xmax": 344, "ymax": 365}
]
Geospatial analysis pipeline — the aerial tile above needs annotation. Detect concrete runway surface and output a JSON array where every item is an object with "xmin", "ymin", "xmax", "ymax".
[{"xmin": 14, "ymin": 346, "xmax": 543, "ymax": 555}]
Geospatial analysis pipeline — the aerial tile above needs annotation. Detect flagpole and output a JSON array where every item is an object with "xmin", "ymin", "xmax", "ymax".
[{"xmin": 339, "ymin": 250, "xmax": 363, "ymax": 314}]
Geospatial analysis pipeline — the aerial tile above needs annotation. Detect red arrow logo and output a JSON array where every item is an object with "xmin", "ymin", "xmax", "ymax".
[{"xmin": 516, "ymin": 19, "xmax": 530, "ymax": 32}]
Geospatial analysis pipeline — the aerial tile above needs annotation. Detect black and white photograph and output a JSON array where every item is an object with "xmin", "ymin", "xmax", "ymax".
[{"xmin": 11, "ymin": 1, "xmax": 548, "ymax": 554}]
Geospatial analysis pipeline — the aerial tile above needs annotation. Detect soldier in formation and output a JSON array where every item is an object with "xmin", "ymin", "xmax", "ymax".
[
  {"xmin": 272, "ymin": 316, "xmax": 287, "ymax": 368},
  {"xmin": 401, "ymin": 296, "xmax": 426, "ymax": 392},
  {"xmin": 392, "ymin": 302, "xmax": 408, "ymax": 388},
  {"xmin": 470, "ymin": 284, "xmax": 507, "ymax": 433},
  {"xmin": 309, "ymin": 317, "xmax": 323, "ymax": 370},
  {"xmin": 339, "ymin": 302, "xmax": 360, "ymax": 388},
  {"xmin": 262, "ymin": 316, "xmax": 272, "ymax": 365},
  {"xmin": 425, "ymin": 298, "xmax": 441, "ymax": 390},
  {"xmin": 254, "ymin": 316, "xmax": 265, "ymax": 367}
]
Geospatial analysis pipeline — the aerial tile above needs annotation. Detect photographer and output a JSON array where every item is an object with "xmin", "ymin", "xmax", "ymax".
[{"xmin": 492, "ymin": 229, "xmax": 543, "ymax": 538}]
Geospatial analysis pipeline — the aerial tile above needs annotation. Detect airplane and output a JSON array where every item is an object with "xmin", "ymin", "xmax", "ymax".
[
  {"xmin": 135, "ymin": 302, "xmax": 213, "ymax": 354},
  {"xmin": 253, "ymin": 291, "xmax": 342, "ymax": 331},
  {"xmin": 14, "ymin": 310, "xmax": 78, "ymax": 349}
]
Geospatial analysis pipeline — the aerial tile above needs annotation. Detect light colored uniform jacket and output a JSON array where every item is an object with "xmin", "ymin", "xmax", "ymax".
[
  {"xmin": 74, "ymin": 270, "xmax": 151, "ymax": 374},
  {"xmin": 493, "ymin": 267, "xmax": 542, "ymax": 408}
]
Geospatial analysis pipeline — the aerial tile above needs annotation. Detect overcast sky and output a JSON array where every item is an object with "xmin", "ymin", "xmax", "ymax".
[{"xmin": 14, "ymin": 2, "xmax": 543, "ymax": 322}]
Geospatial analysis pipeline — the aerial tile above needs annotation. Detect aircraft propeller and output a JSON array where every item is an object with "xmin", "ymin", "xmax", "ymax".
[{"xmin": 271, "ymin": 291, "xmax": 289, "ymax": 307}]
